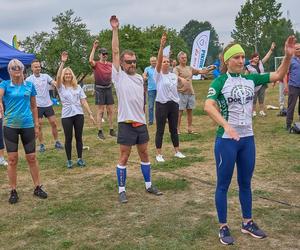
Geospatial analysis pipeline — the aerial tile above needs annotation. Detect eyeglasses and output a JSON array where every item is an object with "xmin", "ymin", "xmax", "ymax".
[
  {"xmin": 124, "ymin": 60, "xmax": 137, "ymax": 65},
  {"xmin": 10, "ymin": 66, "xmax": 22, "ymax": 71}
]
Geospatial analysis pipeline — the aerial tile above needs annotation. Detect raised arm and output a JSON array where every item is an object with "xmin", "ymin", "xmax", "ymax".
[
  {"xmin": 192, "ymin": 66, "xmax": 216, "ymax": 75},
  {"xmin": 270, "ymin": 36, "xmax": 296, "ymax": 83},
  {"xmin": 89, "ymin": 40, "xmax": 99, "ymax": 67},
  {"xmin": 56, "ymin": 51, "xmax": 68, "ymax": 89},
  {"xmin": 110, "ymin": 15, "xmax": 120, "ymax": 71},
  {"xmin": 156, "ymin": 32, "xmax": 167, "ymax": 73},
  {"xmin": 261, "ymin": 42, "xmax": 275, "ymax": 64}
]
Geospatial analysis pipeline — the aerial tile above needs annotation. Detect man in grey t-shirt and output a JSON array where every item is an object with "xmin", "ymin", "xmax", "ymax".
[
  {"xmin": 26, "ymin": 59, "xmax": 63, "ymax": 152},
  {"xmin": 110, "ymin": 15, "xmax": 162, "ymax": 204}
]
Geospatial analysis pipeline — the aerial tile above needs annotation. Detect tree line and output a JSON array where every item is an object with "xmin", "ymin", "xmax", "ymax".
[{"xmin": 21, "ymin": 0, "xmax": 299, "ymax": 81}]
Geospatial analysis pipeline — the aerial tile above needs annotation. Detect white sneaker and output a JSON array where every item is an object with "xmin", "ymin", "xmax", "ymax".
[
  {"xmin": 252, "ymin": 111, "xmax": 257, "ymax": 117},
  {"xmin": 156, "ymin": 154, "xmax": 165, "ymax": 162},
  {"xmin": 174, "ymin": 151, "xmax": 186, "ymax": 159},
  {"xmin": 0, "ymin": 157, "xmax": 8, "ymax": 166},
  {"xmin": 102, "ymin": 118, "xmax": 105, "ymax": 122},
  {"xmin": 259, "ymin": 110, "xmax": 266, "ymax": 117}
]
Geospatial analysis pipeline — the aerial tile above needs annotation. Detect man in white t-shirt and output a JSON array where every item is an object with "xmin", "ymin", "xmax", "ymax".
[
  {"xmin": 26, "ymin": 59, "xmax": 63, "ymax": 152},
  {"xmin": 110, "ymin": 15, "xmax": 162, "ymax": 203}
]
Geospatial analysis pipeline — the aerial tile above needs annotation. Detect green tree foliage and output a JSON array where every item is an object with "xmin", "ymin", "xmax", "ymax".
[
  {"xmin": 179, "ymin": 20, "xmax": 221, "ymax": 64},
  {"xmin": 22, "ymin": 10, "xmax": 189, "ymax": 77},
  {"xmin": 232, "ymin": 0, "xmax": 297, "ymax": 70},
  {"xmin": 95, "ymin": 25, "xmax": 188, "ymax": 72},
  {"xmin": 22, "ymin": 10, "xmax": 93, "ymax": 81},
  {"xmin": 296, "ymin": 31, "xmax": 300, "ymax": 41}
]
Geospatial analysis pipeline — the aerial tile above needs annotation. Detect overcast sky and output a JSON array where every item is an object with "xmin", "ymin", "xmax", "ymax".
[{"xmin": 0, "ymin": 0, "xmax": 299, "ymax": 46}]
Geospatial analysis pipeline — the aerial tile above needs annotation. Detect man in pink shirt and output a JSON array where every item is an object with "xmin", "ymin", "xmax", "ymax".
[{"xmin": 89, "ymin": 41, "xmax": 116, "ymax": 140}]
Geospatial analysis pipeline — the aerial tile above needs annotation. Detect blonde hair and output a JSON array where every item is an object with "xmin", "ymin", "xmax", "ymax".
[
  {"xmin": 61, "ymin": 67, "xmax": 78, "ymax": 89},
  {"xmin": 220, "ymin": 42, "xmax": 238, "ymax": 73},
  {"xmin": 177, "ymin": 51, "xmax": 187, "ymax": 61},
  {"xmin": 8, "ymin": 59, "xmax": 25, "ymax": 82}
]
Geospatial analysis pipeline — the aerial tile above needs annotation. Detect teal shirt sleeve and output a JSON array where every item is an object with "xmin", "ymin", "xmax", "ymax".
[
  {"xmin": 245, "ymin": 73, "xmax": 270, "ymax": 87},
  {"xmin": 0, "ymin": 80, "xmax": 8, "ymax": 90}
]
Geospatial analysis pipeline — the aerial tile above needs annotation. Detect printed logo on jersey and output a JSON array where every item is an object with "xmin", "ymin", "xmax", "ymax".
[
  {"xmin": 207, "ymin": 87, "xmax": 216, "ymax": 97},
  {"xmin": 228, "ymin": 85, "xmax": 253, "ymax": 104}
]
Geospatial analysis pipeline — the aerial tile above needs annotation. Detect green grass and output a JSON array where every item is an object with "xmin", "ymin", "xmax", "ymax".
[
  {"xmin": 154, "ymin": 177, "xmax": 189, "ymax": 191},
  {"xmin": 151, "ymin": 156, "xmax": 205, "ymax": 171},
  {"xmin": 0, "ymin": 80, "xmax": 299, "ymax": 249}
]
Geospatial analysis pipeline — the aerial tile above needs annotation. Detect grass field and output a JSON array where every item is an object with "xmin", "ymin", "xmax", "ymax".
[{"xmin": 0, "ymin": 80, "xmax": 299, "ymax": 250}]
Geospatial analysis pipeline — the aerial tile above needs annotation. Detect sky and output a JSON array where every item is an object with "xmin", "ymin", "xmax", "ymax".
[{"xmin": 0, "ymin": 0, "xmax": 299, "ymax": 46}]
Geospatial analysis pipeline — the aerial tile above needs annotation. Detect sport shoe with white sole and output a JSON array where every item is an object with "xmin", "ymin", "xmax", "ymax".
[
  {"xmin": 156, "ymin": 154, "xmax": 165, "ymax": 162},
  {"xmin": 219, "ymin": 225, "xmax": 234, "ymax": 245},
  {"xmin": 241, "ymin": 220, "xmax": 267, "ymax": 239},
  {"xmin": 119, "ymin": 191, "xmax": 128, "ymax": 203},
  {"xmin": 0, "ymin": 157, "xmax": 8, "ymax": 166},
  {"xmin": 174, "ymin": 151, "xmax": 186, "ymax": 159},
  {"xmin": 259, "ymin": 110, "xmax": 266, "ymax": 117},
  {"xmin": 146, "ymin": 185, "xmax": 163, "ymax": 196}
]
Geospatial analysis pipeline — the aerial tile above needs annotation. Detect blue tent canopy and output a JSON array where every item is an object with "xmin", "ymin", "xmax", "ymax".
[{"xmin": 0, "ymin": 39, "xmax": 35, "ymax": 80}]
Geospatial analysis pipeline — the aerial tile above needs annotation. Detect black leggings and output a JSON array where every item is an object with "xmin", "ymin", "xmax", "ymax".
[
  {"xmin": 61, "ymin": 114, "xmax": 84, "ymax": 160},
  {"xmin": 155, "ymin": 101, "xmax": 179, "ymax": 149}
]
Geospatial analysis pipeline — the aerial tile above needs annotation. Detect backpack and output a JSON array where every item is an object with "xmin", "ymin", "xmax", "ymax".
[{"xmin": 290, "ymin": 122, "xmax": 300, "ymax": 134}]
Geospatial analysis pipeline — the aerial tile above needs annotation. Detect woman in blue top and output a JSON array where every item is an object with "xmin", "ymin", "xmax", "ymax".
[
  {"xmin": 0, "ymin": 59, "xmax": 48, "ymax": 204},
  {"xmin": 204, "ymin": 36, "xmax": 296, "ymax": 245}
]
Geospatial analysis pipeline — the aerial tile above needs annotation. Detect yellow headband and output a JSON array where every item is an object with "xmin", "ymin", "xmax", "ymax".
[{"xmin": 224, "ymin": 44, "xmax": 245, "ymax": 62}]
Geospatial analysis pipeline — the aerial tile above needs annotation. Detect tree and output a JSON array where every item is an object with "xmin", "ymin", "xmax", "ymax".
[
  {"xmin": 179, "ymin": 20, "xmax": 221, "ymax": 65},
  {"xmin": 22, "ymin": 10, "xmax": 93, "ymax": 81},
  {"xmin": 296, "ymin": 31, "xmax": 300, "ymax": 41},
  {"xmin": 96, "ymin": 25, "xmax": 188, "ymax": 72},
  {"xmin": 232, "ymin": 0, "xmax": 297, "ymax": 70}
]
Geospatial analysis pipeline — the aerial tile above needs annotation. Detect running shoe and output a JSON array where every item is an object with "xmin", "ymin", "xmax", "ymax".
[
  {"xmin": 241, "ymin": 220, "xmax": 267, "ymax": 239},
  {"xmin": 109, "ymin": 129, "xmax": 117, "ymax": 137},
  {"xmin": 54, "ymin": 141, "xmax": 64, "ymax": 150},
  {"xmin": 119, "ymin": 191, "xmax": 128, "ymax": 203},
  {"xmin": 39, "ymin": 144, "xmax": 46, "ymax": 153},
  {"xmin": 156, "ymin": 154, "xmax": 165, "ymax": 162},
  {"xmin": 252, "ymin": 111, "xmax": 257, "ymax": 117},
  {"xmin": 34, "ymin": 185, "xmax": 48, "ymax": 199},
  {"xmin": 259, "ymin": 110, "xmax": 266, "ymax": 117},
  {"xmin": 67, "ymin": 160, "xmax": 73, "ymax": 169},
  {"xmin": 0, "ymin": 157, "xmax": 8, "ymax": 166},
  {"xmin": 146, "ymin": 185, "xmax": 163, "ymax": 196},
  {"xmin": 9, "ymin": 189, "xmax": 19, "ymax": 204},
  {"xmin": 77, "ymin": 158, "xmax": 86, "ymax": 167},
  {"xmin": 174, "ymin": 151, "xmax": 186, "ymax": 159},
  {"xmin": 98, "ymin": 131, "xmax": 105, "ymax": 140},
  {"xmin": 219, "ymin": 225, "xmax": 234, "ymax": 245}
]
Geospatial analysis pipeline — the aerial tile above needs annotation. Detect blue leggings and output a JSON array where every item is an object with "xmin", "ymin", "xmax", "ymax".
[{"xmin": 214, "ymin": 136, "xmax": 255, "ymax": 224}]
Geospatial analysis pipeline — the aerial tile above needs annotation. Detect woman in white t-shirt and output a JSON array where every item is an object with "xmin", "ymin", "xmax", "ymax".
[
  {"xmin": 154, "ymin": 33, "xmax": 186, "ymax": 162},
  {"xmin": 56, "ymin": 52, "xmax": 95, "ymax": 168}
]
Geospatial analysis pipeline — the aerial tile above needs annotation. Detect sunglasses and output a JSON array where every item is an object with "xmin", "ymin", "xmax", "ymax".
[
  {"xmin": 10, "ymin": 66, "xmax": 22, "ymax": 71},
  {"xmin": 124, "ymin": 60, "xmax": 137, "ymax": 65},
  {"xmin": 102, "ymin": 53, "xmax": 108, "ymax": 56}
]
